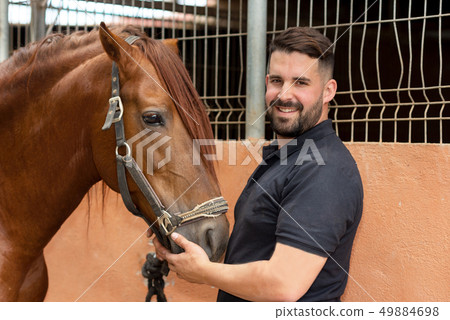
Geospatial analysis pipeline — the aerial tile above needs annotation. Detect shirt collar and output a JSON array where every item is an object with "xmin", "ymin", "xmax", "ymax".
[{"xmin": 262, "ymin": 119, "xmax": 335, "ymax": 160}]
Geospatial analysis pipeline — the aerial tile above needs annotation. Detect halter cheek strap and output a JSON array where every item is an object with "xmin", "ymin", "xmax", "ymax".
[{"xmin": 101, "ymin": 35, "xmax": 228, "ymax": 249}]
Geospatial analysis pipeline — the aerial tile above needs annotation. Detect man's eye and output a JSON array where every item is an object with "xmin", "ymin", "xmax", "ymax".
[{"xmin": 142, "ymin": 112, "xmax": 164, "ymax": 126}]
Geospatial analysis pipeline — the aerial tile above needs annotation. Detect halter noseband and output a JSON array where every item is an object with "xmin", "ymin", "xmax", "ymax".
[{"xmin": 101, "ymin": 35, "xmax": 228, "ymax": 247}]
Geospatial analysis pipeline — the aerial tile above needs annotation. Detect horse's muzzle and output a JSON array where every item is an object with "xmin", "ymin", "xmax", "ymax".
[{"xmin": 172, "ymin": 213, "xmax": 229, "ymax": 262}]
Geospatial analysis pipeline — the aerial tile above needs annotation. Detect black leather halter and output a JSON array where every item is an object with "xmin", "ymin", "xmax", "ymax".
[{"xmin": 101, "ymin": 36, "xmax": 228, "ymax": 248}]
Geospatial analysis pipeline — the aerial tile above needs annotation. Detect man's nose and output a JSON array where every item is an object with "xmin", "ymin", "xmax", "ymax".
[{"xmin": 278, "ymin": 82, "xmax": 295, "ymax": 101}]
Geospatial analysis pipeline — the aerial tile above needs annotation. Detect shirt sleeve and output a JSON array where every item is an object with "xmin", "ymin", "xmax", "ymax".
[{"xmin": 275, "ymin": 160, "xmax": 360, "ymax": 257}]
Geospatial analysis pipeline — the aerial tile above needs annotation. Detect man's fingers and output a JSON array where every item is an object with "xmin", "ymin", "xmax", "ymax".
[
  {"xmin": 153, "ymin": 237, "xmax": 169, "ymax": 261},
  {"xmin": 146, "ymin": 228, "xmax": 153, "ymax": 238}
]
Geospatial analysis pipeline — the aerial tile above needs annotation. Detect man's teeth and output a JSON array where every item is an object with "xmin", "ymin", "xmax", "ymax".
[{"xmin": 277, "ymin": 107, "xmax": 296, "ymax": 113}]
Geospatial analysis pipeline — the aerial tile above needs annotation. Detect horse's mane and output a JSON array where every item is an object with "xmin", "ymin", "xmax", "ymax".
[
  {"xmin": 1, "ymin": 26, "xmax": 217, "ymax": 179},
  {"xmin": 4, "ymin": 30, "xmax": 100, "ymax": 70}
]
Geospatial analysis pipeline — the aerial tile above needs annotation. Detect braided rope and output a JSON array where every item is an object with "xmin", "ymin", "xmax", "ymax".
[{"xmin": 177, "ymin": 197, "xmax": 228, "ymax": 223}]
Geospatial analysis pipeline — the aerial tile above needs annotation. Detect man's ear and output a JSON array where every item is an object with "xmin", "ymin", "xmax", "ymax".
[
  {"xmin": 162, "ymin": 38, "xmax": 179, "ymax": 56},
  {"xmin": 323, "ymin": 79, "xmax": 337, "ymax": 104},
  {"xmin": 99, "ymin": 22, "xmax": 133, "ymax": 64}
]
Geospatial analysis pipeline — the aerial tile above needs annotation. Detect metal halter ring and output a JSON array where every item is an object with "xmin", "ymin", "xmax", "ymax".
[{"xmin": 115, "ymin": 142, "xmax": 132, "ymax": 160}]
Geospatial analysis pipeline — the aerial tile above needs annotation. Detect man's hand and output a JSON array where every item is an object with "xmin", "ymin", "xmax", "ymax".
[{"xmin": 153, "ymin": 232, "xmax": 211, "ymax": 284}]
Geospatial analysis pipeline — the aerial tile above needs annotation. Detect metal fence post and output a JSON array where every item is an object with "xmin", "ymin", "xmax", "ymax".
[
  {"xmin": 245, "ymin": 0, "xmax": 267, "ymax": 139},
  {"xmin": 30, "ymin": 0, "xmax": 46, "ymax": 42},
  {"xmin": 0, "ymin": 0, "xmax": 8, "ymax": 62}
]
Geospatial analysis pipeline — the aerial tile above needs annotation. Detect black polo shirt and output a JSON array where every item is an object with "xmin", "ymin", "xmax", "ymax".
[{"xmin": 217, "ymin": 120, "xmax": 363, "ymax": 302}]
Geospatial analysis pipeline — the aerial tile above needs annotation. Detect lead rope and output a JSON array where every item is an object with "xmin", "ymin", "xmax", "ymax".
[
  {"xmin": 142, "ymin": 227, "xmax": 171, "ymax": 302},
  {"xmin": 142, "ymin": 253, "xmax": 169, "ymax": 302}
]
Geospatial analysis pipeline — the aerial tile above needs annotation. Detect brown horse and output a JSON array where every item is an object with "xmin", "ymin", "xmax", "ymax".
[{"xmin": 0, "ymin": 24, "xmax": 229, "ymax": 301}]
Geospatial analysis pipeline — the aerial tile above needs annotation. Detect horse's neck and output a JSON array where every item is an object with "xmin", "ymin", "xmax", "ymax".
[
  {"xmin": 1, "ymin": 40, "xmax": 102, "ymax": 110},
  {"xmin": 0, "ymin": 50, "xmax": 109, "ymax": 250}
]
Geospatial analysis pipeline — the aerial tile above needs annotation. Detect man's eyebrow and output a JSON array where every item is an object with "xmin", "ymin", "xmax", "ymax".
[
  {"xmin": 268, "ymin": 74, "xmax": 311, "ymax": 81},
  {"xmin": 293, "ymin": 76, "xmax": 311, "ymax": 83}
]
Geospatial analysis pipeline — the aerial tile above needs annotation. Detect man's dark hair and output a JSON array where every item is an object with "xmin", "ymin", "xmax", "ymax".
[{"xmin": 268, "ymin": 27, "xmax": 334, "ymax": 79}]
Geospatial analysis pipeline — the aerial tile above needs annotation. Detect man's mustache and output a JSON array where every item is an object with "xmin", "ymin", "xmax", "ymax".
[{"xmin": 269, "ymin": 99, "xmax": 304, "ymax": 111}]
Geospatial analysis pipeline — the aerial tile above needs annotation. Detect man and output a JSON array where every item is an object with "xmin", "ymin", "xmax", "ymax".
[{"xmin": 153, "ymin": 27, "xmax": 363, "ymax": 302}]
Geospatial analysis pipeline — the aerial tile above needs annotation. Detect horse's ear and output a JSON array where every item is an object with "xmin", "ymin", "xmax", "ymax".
[
  {"xmin": 162, "ymin": 38, "xmax": 179, "ymax": 56},
  {"xmin": 99, "ymin": 22, "xmax": 132, "ymax": 64}
]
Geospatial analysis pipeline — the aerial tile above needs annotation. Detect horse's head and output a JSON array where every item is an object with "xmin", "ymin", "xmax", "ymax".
[{"xmin": 91, "ymin": 24, "xmax": 228, "ymax": 261}]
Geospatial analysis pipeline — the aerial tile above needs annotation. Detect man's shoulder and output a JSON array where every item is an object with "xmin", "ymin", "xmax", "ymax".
[
  {"xmin": 289, "ymin": 133, "xmax": 363, "ymax": 192},
  {"xmin": 293, "ymin": 132, "xmax": 357, "ymax": 169}
]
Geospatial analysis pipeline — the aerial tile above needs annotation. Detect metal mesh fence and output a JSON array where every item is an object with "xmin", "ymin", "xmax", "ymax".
[
  {"xmin": 266, "ymin": 0, "xmax": 450, "ymax": 143},
  {"xmin": 6, "ymin": 0, "xmax": 450, "ymax": 143}
]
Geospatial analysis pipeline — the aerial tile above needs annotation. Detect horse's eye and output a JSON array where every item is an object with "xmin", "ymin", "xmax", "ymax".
[{"xmin": 142, "ymin": 112, "xmax": 164, "ymax": 126}]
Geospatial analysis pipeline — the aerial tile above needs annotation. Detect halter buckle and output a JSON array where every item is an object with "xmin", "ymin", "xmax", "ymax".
[
  {"xmin": 102, "ymin": 96, "xmax": 124, "ymax": 130},
  {"xmin": 109, "ymin": 96, "xmax": 124, "ymax": 123},
  {"xmin": 160, "ymin": 210, "xmax": 178, "ymax": 236}
]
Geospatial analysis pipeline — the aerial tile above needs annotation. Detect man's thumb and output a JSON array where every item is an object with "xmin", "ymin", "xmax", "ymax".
[{"xmin": 171, "ymin": 232, "xmax": 186, "ymax": 247}]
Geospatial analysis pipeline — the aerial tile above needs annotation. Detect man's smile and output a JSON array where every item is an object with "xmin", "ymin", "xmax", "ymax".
[{"xmin": 275, "ymin": 106, "xmax": 299, "ymax": 113}]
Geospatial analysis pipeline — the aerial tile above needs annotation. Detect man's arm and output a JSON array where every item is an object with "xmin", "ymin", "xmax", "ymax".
[{"xmin": 154, "ymin": 232, "xmax": 327, "ymax": 302}]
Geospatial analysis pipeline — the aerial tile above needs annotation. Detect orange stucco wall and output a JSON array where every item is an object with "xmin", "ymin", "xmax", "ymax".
[{"xmin": 43, "ymin": 143, "xmax": 449, "ymax": 302}]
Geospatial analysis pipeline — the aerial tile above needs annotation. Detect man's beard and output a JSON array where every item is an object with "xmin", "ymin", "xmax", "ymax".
[{"xmin": 266, "ymin": 94, "xmax": 323, "ymax": 138}]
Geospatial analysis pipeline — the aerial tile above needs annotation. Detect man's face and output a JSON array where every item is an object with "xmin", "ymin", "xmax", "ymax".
[{"xmin": 265, "ymin": 51, "xmax": 328, "ymax": 139}]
